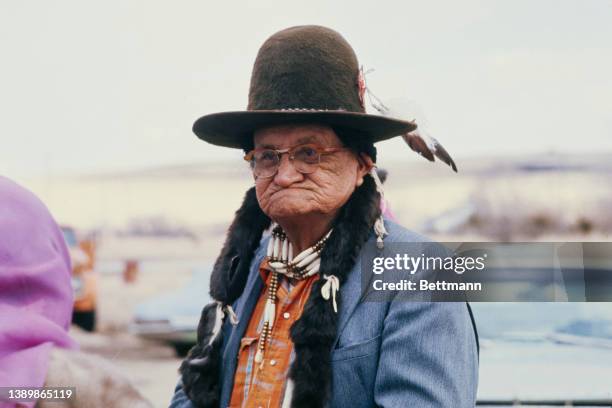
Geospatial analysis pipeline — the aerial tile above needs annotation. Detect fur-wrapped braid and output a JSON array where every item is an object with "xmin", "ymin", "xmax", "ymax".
[
  {"xmin": 209, "ymin": 187, "xmax": 271, "ymax": 304},
  {"xmin": 179, "ymin": 302, "xmax": 225, "ymax": 406},
  {"xmin": 180, "ymin": 176, "xmax": 381, "ymax": 408},
  {"xmin": 180, "ymin": 187, "xmax": 270, "ymax": 407}
]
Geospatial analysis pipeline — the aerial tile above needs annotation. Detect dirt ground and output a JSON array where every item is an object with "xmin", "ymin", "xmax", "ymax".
[
  {"xmin": 70, "ymin": 328, "xmax": 182, "ymax": 407},
  {"xmin": 70, "ymin": 255, "xmax": 201, "ymax": 407}
]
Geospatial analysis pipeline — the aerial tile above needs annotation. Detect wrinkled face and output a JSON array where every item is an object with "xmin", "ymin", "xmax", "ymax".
[{"xmin": 252, "ymin": 124, "xmax": 370, "ymax": 221}]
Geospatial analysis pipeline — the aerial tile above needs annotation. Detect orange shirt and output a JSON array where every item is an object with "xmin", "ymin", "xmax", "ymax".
[{"xmin": 229, "ymin": 260, "xmax": 319, "ymax": 408}]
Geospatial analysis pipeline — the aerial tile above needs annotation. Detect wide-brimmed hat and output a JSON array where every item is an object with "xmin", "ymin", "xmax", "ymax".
[{"xmin": 193, "ymin": 25, "xmax": 417, "ymax": 149}]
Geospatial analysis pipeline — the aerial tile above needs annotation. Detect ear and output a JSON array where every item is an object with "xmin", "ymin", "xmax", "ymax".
[{"xmin": 355, "ymin": 153, "xmax": 375, "ymax": 186}]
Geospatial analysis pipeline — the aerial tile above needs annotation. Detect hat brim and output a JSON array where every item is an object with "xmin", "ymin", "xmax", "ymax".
[{"xmin": 193, "ymin": 110, "xmax": 417, "ymax": 149}]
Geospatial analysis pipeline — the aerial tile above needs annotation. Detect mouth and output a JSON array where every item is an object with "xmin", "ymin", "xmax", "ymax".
[{"xmin": 270, "ymin": 187, "xmax": 310, "ymax": 197}]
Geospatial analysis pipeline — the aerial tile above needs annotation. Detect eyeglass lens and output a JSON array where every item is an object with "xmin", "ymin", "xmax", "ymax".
[{"xmin": 251, "ymin": 145, "xmax": 321, "ymax": 177}]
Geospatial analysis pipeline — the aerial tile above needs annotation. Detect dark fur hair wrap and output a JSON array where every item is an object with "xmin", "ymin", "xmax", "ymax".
[{"xmin": 180, "ymin": 176, "xmax": 381, "ymax": 407}]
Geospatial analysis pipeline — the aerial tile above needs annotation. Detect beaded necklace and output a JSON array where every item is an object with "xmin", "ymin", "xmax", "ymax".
[{"xmin": 255, "ymin": 224, "xmax": 333, "ymax": 365}]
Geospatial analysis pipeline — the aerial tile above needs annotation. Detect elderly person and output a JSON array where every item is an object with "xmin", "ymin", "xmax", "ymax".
[{"xmin": 172, "ymin": 25, "xmax": 478, "ymax": 408}]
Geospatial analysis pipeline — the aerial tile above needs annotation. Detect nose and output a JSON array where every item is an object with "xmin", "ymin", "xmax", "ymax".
[{"xmin": 273, "ymin": 154, "xmax": 304, "ymax": 187}]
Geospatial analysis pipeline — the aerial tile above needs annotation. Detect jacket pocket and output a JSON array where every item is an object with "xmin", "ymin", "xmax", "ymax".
[{"xmin": 331, "ymin": 335, "xmax": 381, "ymax": 362}]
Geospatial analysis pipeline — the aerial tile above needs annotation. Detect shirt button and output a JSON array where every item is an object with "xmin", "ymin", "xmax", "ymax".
[
  {"xmin": 283, "ymin": 312, "xmax": 290, "ymax": 319},
  {"xmin": 270, "ymin": 359, "xmax": 277, "ymax": 366}
]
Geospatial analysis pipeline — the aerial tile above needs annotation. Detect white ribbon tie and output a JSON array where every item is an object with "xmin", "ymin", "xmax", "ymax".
[{"xmin": 321, "ymin": 274, "xmax": 340, "ymax": 313}]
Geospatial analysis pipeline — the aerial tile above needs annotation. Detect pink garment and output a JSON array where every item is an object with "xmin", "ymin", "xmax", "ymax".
[
  {"xmin": 0, "ymin": 177, "xmax": 77, "ymax": 408},
  {"xmin": 380, "ymin": 197, "xmax": 397, "ymax": 221}
]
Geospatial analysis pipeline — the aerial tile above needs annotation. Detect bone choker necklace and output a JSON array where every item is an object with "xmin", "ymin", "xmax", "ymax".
[{"xmin": 255, "ymin": 224, "xmax": 334, "ymax": 365}]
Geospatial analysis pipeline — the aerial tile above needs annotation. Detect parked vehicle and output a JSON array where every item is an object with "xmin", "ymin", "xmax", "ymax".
[
  {"xmin": 130, "ymin": 267, "xmax": 210, "ymax": 356},
  {"xmin": 61, "ymin": 226, "xmax": 98, "ymax": 332},
  {"xmin": 473, "ymin": 303, "xmax": 612, "ymax": 406}
]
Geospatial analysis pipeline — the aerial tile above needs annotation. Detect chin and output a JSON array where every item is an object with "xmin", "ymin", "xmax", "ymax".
[{"xmin": 269, "ymin": 207, "xmax": 313, "ymax": 219}]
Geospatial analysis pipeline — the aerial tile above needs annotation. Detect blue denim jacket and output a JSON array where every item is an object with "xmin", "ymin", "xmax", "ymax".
[{"xmin": 169, "ymin": 220, "xmax": 479, "ymax": 407}]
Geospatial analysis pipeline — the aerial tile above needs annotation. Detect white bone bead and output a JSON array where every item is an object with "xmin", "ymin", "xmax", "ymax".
[
  {"xmin": 265, "ymin": 300, "xmax": 276, "ymax": 327},
  {"xmin": 281, "ymin": 239, "xmax": 288, "ymax": 261},
  {"xmin": 269, "ymin": 261, "xmax": 286, "ymax": 269},
  {"xmin": 292, "ymin": 246, "xmax": 314, "ymax": 264},
  {"xmin": 269, "ymin": 263, "xmax": 287, "ymax": 274},
  {"xmin": 305, "ymin": 258, "xmax": 320, "ymax": 273},
  {"xmin": 304, "ymin": 263, "xmax": 320, "ymax": 276},
  {"xmin": 273, "ymin": 236, "xmax": 281, "ymax": 258},
  {"xmin": 296, "ymin": 250, "xmax": 319, "ymax": 269}
]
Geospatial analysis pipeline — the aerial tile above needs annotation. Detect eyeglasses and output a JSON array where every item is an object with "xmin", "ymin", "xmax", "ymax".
[{"xmin": 244, "ymin": 144, "xmax": 352, "ymax": 178}]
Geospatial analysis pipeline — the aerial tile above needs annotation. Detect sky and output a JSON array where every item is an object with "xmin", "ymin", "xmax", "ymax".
[{"xmin": 1, "ymin": 0, "xmax": 611, "ymax": 178}]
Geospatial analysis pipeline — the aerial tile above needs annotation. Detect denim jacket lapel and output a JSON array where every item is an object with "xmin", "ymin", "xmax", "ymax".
[{"xmin": 331, "ymin": 253, "xmax": 363, "ymax": 350}]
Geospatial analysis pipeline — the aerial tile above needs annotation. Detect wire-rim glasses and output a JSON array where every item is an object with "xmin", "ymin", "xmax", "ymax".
[{"xmin": 243, "ymin": 144, "xmax": 351, "ymax": 178}]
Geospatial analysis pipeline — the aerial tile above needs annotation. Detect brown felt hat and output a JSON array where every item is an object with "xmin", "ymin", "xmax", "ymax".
[{"xmin": 193, "ymin": 25, "xmax": 417, "ymax": 148}]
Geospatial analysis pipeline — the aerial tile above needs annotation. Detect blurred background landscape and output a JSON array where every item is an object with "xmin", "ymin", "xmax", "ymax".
[
  {"xmin": 2, "ymin": 0, "xmax": 611, "ymax": 405},
  {"xmin": 10, "ymin": 151, "xmax": 612, "ymax": 405}
]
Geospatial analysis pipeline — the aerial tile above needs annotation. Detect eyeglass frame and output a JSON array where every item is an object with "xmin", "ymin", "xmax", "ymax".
[{"xmin": 243, "ymin": 143, "xmax": 354, "ymax": 178}]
